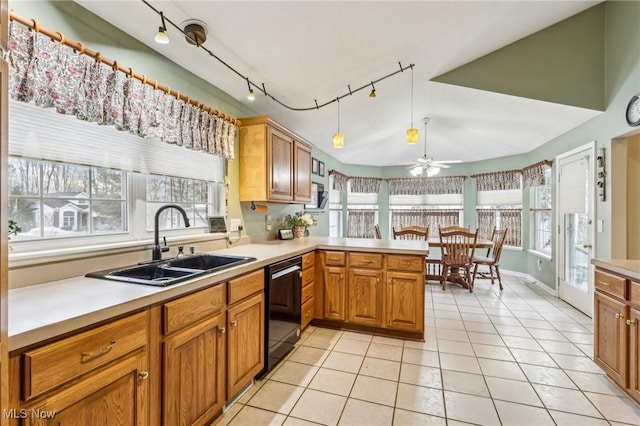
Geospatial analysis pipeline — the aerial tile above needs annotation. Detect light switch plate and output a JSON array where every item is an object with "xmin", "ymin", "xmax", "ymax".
[
  {"xmin": 230, "ymin": 219, "xmax": 242, "ymax": 231},
  {"xmin": 597, "ymin": 219, "xmax": 603, "ymax": 233}
]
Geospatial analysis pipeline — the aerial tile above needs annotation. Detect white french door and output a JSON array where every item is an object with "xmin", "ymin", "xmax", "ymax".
[{"xmin": 556, "ymin": 143, "xmax": 595, "ymax": 317}]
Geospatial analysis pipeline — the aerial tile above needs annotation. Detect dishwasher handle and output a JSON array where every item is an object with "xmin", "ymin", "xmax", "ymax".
[{"xmin": 271, "ymin": 264, "xmax": 301, "ymax": 280}]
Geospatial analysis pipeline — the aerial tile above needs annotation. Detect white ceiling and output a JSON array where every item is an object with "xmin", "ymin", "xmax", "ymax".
[{"xmin": 75, "ymin": 0, "xmax": 602, "ymax": 167}]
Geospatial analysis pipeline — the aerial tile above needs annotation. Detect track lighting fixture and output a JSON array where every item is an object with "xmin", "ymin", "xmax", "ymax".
[
  {"xmin": 154, "ymin": 11, "xmax": 169, "ymax": 44},
  {"xmin": 333, "ymin": 100, "xmax": 344, "ymax": 149},
  {"xmin": 246, "ymin": 79, "xmax": 255, "ymax": 101},
  {"xmin": 142, "ymin": 1, "xmax": 413, "ymax": 112},
  {"xmin": 406, "ymin": 65, "xmax": 418, "ymax": 144}
]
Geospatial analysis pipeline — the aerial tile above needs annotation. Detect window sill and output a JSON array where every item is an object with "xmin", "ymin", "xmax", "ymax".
[
  {"xmin": 9, "ymin": 232, "xmax": 230, "ymax": 268},
  {"xmin": 503, "ymin": 246, "xmax": 523, "ymax": 252},
  {"xmin": 527, "ymin": 249, "xmax": 552, "ymax": 261}
]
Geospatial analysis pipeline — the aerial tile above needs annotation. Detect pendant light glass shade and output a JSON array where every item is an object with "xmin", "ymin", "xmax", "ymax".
[
  {"xmin": 154, "ymin": 12, "xmax": 169, "ymax": 44},
  {"xmin": 406, "ymin": 128, "xmax": 418, "ymax": 144},
  {"xmin": 333, "ymin": 132, "xmax": 344, "ymax": 148}
]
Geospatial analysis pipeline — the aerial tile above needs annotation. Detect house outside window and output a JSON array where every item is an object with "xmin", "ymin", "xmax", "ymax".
[
  {"xmin": 389, "ymin": 193, "xmax": 463, "ymax": 238},
  {"xmin": 474, "ymin": 171, "xmax": 523, "ymax": 247},
  {"xmin": 328, "ymin": 175, "xmax": 343, "ymax": 238},
  {"xmin": 346, "ymin": 179, "xmax": 380, "ymax": 239}
]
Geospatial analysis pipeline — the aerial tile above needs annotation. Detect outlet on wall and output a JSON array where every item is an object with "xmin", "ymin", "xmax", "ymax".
[{"xmin": 230, "ymin": 219, "xmax": 242, "ymax": 231}]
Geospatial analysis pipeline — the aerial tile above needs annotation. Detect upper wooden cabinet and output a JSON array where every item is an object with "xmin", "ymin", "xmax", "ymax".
[{"xmin": 239, "ymin": 116, "xmax": 312, "ymax": 203}]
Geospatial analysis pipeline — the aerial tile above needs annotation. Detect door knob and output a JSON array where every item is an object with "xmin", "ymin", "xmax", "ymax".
[
  {"xmin": 582, "ymin": 243, "xmax": 592, "ymax": 249},
  {"xmin": 138, "ymin": 371, "xmax": 149, "ymax": 381},
  {"xmin": 230, "ymin": 320, "xmax": 238, "ymax": 327},
  {"xmin": 627, "ymin": 319, "xmax": 636, "ymax": 326}
]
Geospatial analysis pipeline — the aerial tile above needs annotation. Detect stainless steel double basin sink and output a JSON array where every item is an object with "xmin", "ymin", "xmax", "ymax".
[{"xmin": 86, "ymin": 254, "xmax": 257, "ymax": 286}]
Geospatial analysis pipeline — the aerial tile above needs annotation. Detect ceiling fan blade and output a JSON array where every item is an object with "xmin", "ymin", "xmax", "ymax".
[
  {"xmin": 432, "ymin": 160, "xmax": 462, "ymax": 164},
  {"xmin": 430, "ymin": 163, "xmax": 451, "ymax": 169}
]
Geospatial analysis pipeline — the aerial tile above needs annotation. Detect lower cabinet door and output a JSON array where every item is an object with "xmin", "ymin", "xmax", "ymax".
[
  {"xmin": 323, "ymin": 267, "xmax": 346, "ymax": 321},
  {"xmin": 594, "ymin": 291, "xmax": 628, "ymax": 388},
  {"xmin": 163, "ymin": 314, "xmax": 226, "ymax": 426},
  {"xmin": 227, "ymin": 292, "xmax": 265, "ymax": 398},
  {"xmin": 386, "ymin": 271, "xmax": 424, "ymax": 332},
  {"xmin": 23, "ymin": 352, "xmax": 148, "ymax": 426},
  {"xmin": 348, "ymin": 269, "xmax": 383, "ymax": 326}
]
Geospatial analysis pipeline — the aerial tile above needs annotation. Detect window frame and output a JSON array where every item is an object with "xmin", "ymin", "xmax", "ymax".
[{"xmin": 530, "ymin": 166, "xmax": 552, "ymax": 258}]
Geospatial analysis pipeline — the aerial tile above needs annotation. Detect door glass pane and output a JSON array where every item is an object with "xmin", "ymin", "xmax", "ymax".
[{"xmin": 563, "ymin": 212, "xmax": 589, "ymax": 290}]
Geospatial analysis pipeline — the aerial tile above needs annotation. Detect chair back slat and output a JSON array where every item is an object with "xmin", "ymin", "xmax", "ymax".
[
  {"xmin": 374, "ymin": 224, "xmax": 382, "ymax": 239},
  {"xmin": 393, "ymin": 226, "xmax": 428, "ymax": 241},
  {"xmin": 489, "ymin": 228, "xmax": 508, "ymax": 262},
  {"xmin": 439, "ymin": 229, "xmax": 478, "ymax": 267}
]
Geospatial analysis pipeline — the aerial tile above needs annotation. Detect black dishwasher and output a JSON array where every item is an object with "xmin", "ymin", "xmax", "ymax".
[{"xmin": 257, "ymin": 256, "xmax": 302, "ymax": 378}]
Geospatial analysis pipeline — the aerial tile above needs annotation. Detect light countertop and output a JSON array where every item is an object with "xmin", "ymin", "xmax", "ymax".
[
  {"xmin": 591, "ymin": 258, "xmax": 640, "ymax": 281},
  {"xmin": 9, "ymin": 237, "xmax": 428, "ymax": 351}
]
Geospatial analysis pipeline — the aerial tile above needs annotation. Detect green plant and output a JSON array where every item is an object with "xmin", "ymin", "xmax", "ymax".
[{"xmin": 8, "ymin": 219, "xmax": 22, "ymax": 240}]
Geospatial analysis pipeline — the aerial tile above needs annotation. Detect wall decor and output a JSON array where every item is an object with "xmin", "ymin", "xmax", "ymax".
[
  {"xmin": 319, "ymin": 161, "xmax": 325, "ymax": 177},
  {"xmin": 312, "ymin": 158, "xmax": 319, "ymax": 175}
]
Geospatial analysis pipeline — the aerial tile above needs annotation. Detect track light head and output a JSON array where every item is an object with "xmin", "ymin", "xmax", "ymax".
[
  {"xmin": 247, "ymin": 88, "xmax": 255, "ymax": 101},
  {"xmin": 155, "ymin": 12, "xmax": 169, "ymax": 44},
  {"xmin": 369, "ymin": 82, "xmax": 377, "ymax": 98}
]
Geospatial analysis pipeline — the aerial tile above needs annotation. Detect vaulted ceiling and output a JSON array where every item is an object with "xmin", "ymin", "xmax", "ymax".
[{"xmin": 74, "ymin": 0, "xmax": 604, "ymax": 167}]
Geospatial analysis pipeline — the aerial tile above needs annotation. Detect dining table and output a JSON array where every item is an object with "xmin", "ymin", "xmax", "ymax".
[{"xmin": 425, "ymin": 237, "xmax": 494, "ymax": 289}]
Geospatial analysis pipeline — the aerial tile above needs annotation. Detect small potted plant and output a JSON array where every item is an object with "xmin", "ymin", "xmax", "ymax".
[
  {"xmin": 8, "ymin": 219, "xmax": 22, "ymax": 240},
  {"xmin": 286, "ymin": 212, "xmax": 314, "ymax": 238}
]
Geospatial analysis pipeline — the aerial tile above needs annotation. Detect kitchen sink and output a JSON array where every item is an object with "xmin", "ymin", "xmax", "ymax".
[{"xmin": 86, "ymin": 254, "xmax": 257, "ymax": 286}]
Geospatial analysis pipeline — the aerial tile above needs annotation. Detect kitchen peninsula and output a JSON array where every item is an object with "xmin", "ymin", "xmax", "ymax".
[{"xmin": 6, "ymin": 237, "xmax": 428, "ymax": 426}]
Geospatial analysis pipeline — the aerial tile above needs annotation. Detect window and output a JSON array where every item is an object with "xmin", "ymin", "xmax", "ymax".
[
  {"xmin": 328, "ymin": 175, "xmax": 343, "ymax": 238},
  {"xmin": 8, "ymin": 158, "xmax": 127, "ymax": 239},
  {"xmin": 346, "ymin": 181, "xmax": 378, "ymax": 238},
  {"xmin": 532, "ymin": 166, "xmax": 552, "ymax": 255},
  {"xmin": 389, "ymin": 193, "xmax": 463, "ymax": 238},
  {"xmin": 476, "ymin": 188, "xmax": 523, "ymax": 247}
]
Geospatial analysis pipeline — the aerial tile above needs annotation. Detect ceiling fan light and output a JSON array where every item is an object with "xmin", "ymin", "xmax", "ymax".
[
  {"xmin": 333, "ymin": 132, "xmax": 344, "ymax": 148},
  {"xmin": 410, "ymin": 165, "xmax": 422, "ymax": 176},
  {"xmin": 426, "ymin": 166, "xmax": 440, "ymax": 177},
  {"xmin": 406, "ymin": 128, "xmax": 418, "ymax": 144}
]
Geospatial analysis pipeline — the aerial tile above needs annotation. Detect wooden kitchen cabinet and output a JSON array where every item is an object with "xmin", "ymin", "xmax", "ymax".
[
  {"xmin": 227, "ymin": 292, "xmax": 264, "ymax": 398},
  {"xmin": 239, "ymin": 115, "xmax": 312, "ymax": 203},
  {"xmin": 593, "ymin": 267, "xmax": 640, "ymax": 404},
  {"xmin": 315, "ymin": 250, "xmax": 425, "ymax": 339},
  {"xmin": 162, "ymin": 285, "xmax": 226, "ymax": 426},
  {"xmin": 301, "ymin": 252, "xmax": 315, "ymax": 330},
  {"xmin": 10, "ymin": 311, "xmax": 149, "ymax": 426}
]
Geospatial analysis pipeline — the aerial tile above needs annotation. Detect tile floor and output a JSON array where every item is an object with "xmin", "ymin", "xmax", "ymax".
[{"xmin": 218, "ymin": 274, "xmax": 640, "ymax": 426}]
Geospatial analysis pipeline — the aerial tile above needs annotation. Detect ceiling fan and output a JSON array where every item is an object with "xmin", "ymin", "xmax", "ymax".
[{"xmin": 408, "ymin": 118, "xmax": 462, "ymax": 177}]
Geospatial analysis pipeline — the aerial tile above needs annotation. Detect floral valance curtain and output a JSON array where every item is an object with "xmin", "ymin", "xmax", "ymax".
[
  {"xmin": 330, "ymin": 170, "xmax": 349, "ymax": 192},
  {"xmin": 388, "ymin": 176, "xmax": 465, "ymax": 195},
  {"xmin": 7, "ymin": 21, "xmax": 235, "ymax": 159},
  {"xmin": 472, "ymin": 170, "xmax": 522, "ymax": 191},
  {"xmin": 349, "ymin": 176, "xmax": 382, "ymax": 194},
  {"xmin": 522, "ymin": 161, "xmax": 552, "ymax": 188}
]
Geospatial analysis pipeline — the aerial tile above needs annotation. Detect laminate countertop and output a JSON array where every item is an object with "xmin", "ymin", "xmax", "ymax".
[
  {"xmin": 591, "ymin": 258, "xmax": 640, "ymax": 281},
  {"xmin": 8, "ymin": 237, "xmax": 428, "ymax": 352}
]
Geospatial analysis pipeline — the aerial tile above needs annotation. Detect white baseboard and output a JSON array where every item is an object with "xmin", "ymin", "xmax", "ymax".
[{"xmin": 502, "ymin": 269, "xmax": 557, "ymax": 296}]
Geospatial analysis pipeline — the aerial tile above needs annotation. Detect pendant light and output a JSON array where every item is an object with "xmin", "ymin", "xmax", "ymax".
[
  {"xmin": 246, "ymin": 78, "xmax": 255, "ymax": 101},
  {"xmin": 333, "ymin": 99, "xmax": 344, "ymax": 148},
  {"xmin": 406, "ymin": 66, "xmax": 418, "ymax": 144}
]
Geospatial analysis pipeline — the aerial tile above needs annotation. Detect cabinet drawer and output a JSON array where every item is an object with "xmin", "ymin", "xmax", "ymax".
[
  {"xmin": 229, "ymin": 269, "xmax": 265, "ymax": 305},
  {"xmin": 631, "ymin": 281, "xmax": 640, "ymax": 308},
  {"xmin": 23, "ymin": 311, "xmax": 147, "ymax": 400},
  {"xmin": 349, "ymin": 252, "xmax": 383, "ymax": 269},
  {"xmin": 302, "ymin": 266, "xmax": 314, "ymax": 288},
  {"xmin": 302, "ymin": 297, "xmax": 314, "ymax": 329},
  {"xmin": 595, "ymin": 270, "xmax": 626, "ymax": 299},
  {"xmin": 302, "ymin": 282, "xmax": 314, "ymax": 304},
  {"xmin": 302, "ymin": 252, "xmax": 315, "ymax": 270},
  {"xmin": 387, "ymin": 255, "xmax": 424, "ymax": 272},
  {"xmin": 325, "ymin": 251, "xmax": 346, "ymax": 266},
  {"xmin": 164, "ymin": 284, "xmax": 225, "ymax": 335}
]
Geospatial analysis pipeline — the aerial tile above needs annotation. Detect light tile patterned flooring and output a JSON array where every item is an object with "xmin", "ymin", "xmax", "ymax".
[{"xmin": 218, "ymin": 274, "xmax": 640, "ymax": 426}]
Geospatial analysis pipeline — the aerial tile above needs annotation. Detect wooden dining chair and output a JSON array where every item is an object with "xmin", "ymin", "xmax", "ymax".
[
  {"xmin": 374, "ymin": 224, "xmax": 382, "ymax": 239},
  {"xmin": 439, "ymin": 225, "xmax": 470, "ymax": 233},
  {"xmin": 392, "ymin": 226, "xmax": 429, "ymax": 241},
  {"xmin": 472, "ymin": 227, "xmax": 508, "ymax": 290},
  {"xmin": 439, "ymin": 229, "xmax": 478, "ymax": 292}
]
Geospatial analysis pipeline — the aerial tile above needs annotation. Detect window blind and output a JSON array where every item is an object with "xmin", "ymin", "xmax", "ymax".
[{"xmin": 9, "ymin": 101, "xmax": 225, "ymax": 182}]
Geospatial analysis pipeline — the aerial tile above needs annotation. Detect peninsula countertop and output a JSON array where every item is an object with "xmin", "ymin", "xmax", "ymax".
[
  {"xmin": 8, "ymin": 237, "xmax": 429, "ymax": 351},
  {"xmin": 591, "ymin": 258, "xmax": 640, "ymax": 281}
]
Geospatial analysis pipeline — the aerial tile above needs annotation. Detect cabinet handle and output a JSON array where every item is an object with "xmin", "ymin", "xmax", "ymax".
[
  {"xmin": 627, "ymin": 319, "xmax": 636, "ymax": 326},
  {"xmin": 340, "ymin": 275, "xmax": 343, "ymax": 279},
  {"xmin": 138, "ymin": 371, "xmax": 149, "ymax": 381},
  {"xmin": 376, "ymin": 278, "xmax": 380, "ymax": 283},
  {"xmin": 231, "ymin": 320, "xmax": 238, "ymax": 327},
  {"xmin": 81, "ymin": 341, "xmax": 117, "ymax": 363},
  {"xmin": 219, "ymin": 327, "xmax": 226, "ymax": 334},
  {"xmin": 598, "ymin": 281, "xmax": 611, "ymax": 286},
  {"xmin": 615, "ymin": 313, "xmax": 624, "ymax": 319},
  {"xmin": 299, "ymin": 271, "xmax": 303, "ymax": 278}
]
